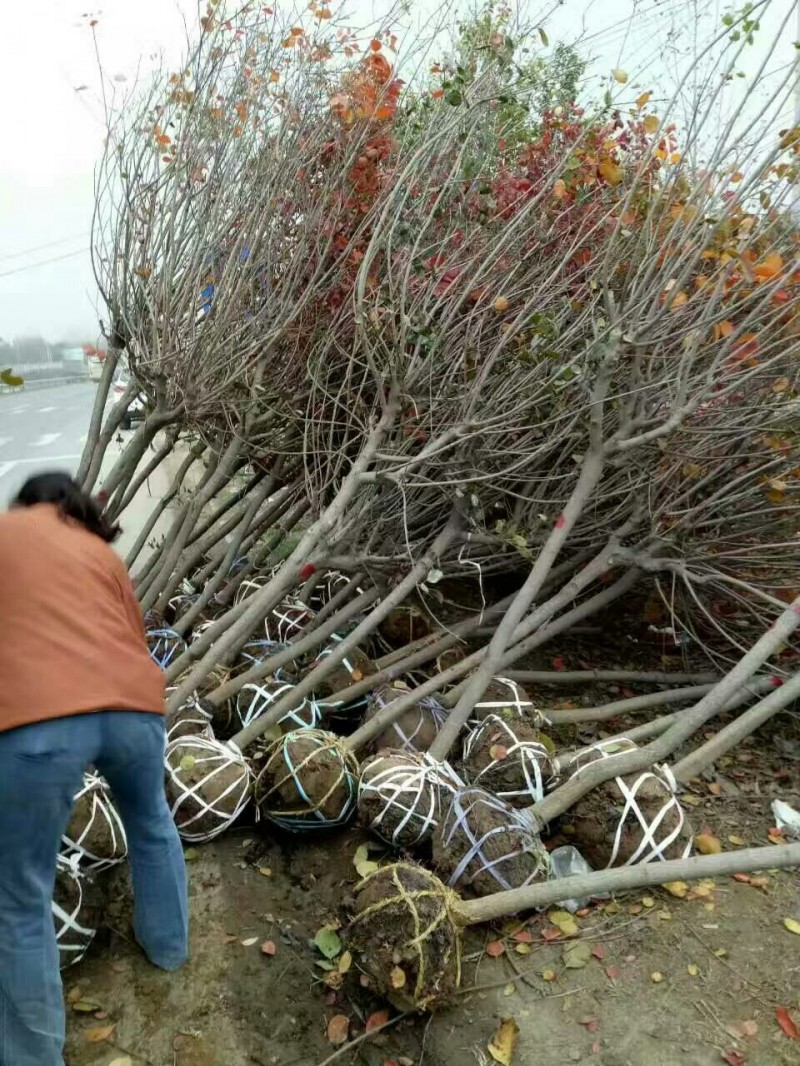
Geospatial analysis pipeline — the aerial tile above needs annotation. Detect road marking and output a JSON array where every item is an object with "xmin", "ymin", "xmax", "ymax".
[
  {"xmin": 0, "ymin": 437, "xmax": 11, "ymax": 450},
  {"xmin": 11, "ymin": 453, "xmax": 81, "ymax": 464},
  {"xmin": 10, "ymin": 408, "xmax": 27, "ymax": 414},
  {"xmin": 31, "ymin": 433, "xmax": 62, "ymax": 448},
  {"xmin": 0, "ymin": 461, "xmax": 16, "ymax": 479},
  {"xmin": 38, "ymin": 406, "xmax": 57, "ymax": 413}
]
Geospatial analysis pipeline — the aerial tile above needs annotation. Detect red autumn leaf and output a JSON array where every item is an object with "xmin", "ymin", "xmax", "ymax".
[
  {"xmin": 721, "ymin": 1051, "xmax": 745, "ymax": 1066},
  {"xmin": 551, "ymin": 657, "xmax": 567, "ymax": 672},
  {"xmin": 592, "ymin": 945, "xmax": 606, "ymax": 960},
  {"xmin": 327, "ymin": 1015, "xmax": 350, "ymax": 1045},
  {"xmin": 605, "ymin": 965, "xmax": 623, "ymax": 981},
  {"xmin": 554, "ymin": 513, "xmax": 566, "ymax": 528},
  {"xmin": 299, "ymin": 563, "xmax": 317, "ymax": 580},
  {"xmin": 260, "ymin": 940, "xmax": 276, "ymax": 956},
  {"xmin": 776, "ymin": 1007, "xmax": 800, "ymax": 1040},
  {"xmin": 541, "ymin": 927, "xmax": 562, "ymax": 942},
  {"xmin": 370, "ymin": 39, "xmax": 382, "ymax": 52},
  {"xmin": 486, "ymin": 940, "xmax": 506, "ymax": 957},
  {"xmin": 366, "ymin": 1010, "xmax": 389, "ymax": 1032},
  {"xmin": 579, "ymin": 1016, "xmax": 600, "ymax": 1032},
  {"xmin": 733, "ymin": 873, "xmax": 751, "ymax": 883},
  {"xmin": 513, "ymin": 929, "xmax": 533, "ymax": 944}
]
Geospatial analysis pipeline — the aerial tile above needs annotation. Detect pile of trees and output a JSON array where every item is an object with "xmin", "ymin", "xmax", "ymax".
[{"xmin": 74, "ymin": 0, "xmax": 799, "ymax": 996}]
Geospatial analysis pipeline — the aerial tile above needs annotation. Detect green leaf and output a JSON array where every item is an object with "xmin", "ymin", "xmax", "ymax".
[
  {"xmin": 315, "ymin": 959, "xmax": 336, "ymax": 971},
  {"xmin": 180, "ymin": 755, "xmax": 196, "ymax": 772},
  {"xmin": 0, "ymin": 369, "xmax": 24, "ymax": 387},
  {"xmin": 446, "ymin": 90, "xmax": 463, "ymax": 106},
  {"xmin": 563, "ymin": 941, "xmax": 592, "ymax": 969},
  {"xmin": 313, "ymin": 926, "xmax": 342, "ymax": 960},
  {"xmin": 538, "ymin": 27, "xmax": 549, "ymax": 47}
]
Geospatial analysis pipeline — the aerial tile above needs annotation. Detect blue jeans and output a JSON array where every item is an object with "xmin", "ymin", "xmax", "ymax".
[{"xmin": 0, "ymin": 711, "xmax": 188, "ymax": 1066}]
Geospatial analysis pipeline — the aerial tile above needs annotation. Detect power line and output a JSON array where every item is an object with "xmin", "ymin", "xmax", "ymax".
[
  {"xmin": 0, "ymin": 233, "xmax": 90, "ymax": 265},
  {"xmin": 0, "ymin": 247, "xmax": 90, "ymax": 280}
]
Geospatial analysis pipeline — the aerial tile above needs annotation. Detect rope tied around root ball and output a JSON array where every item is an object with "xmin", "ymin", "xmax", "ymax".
[
  {"xmin": 61, "ymin": 772, "xmax": 128, "ymax": 872},
  {"xmin": 351, "ymin": 862, "xmax": 464, "ymax": 1011},
  {"xmin": 255, "ymin": 729, "xmax": 359, "ymax": 831},
  {"xmin": 147, "ymin": 627, "xmax": 188, "ymax": 669},
  {"xmin": 53, "ymin": 855, "xmax": 97, "ymax": 970},
  {"xmin": 472, "ymin": 676, "xmax": 547, "ymax": 727},
  {"xmin": 236, "ymin": 680, "xmax": 321, "ymax": 732},
  {"xmin": 463, "ymin": 714, "xmax": 554, "ymax": 806},
  {"xmin": 365, "ymin": 683, "xmax": 448, "ymax": 753},
  {"xmin": 165, "ymin": 735, "xmax": 252, "ymax": 842},
  {"xmin": 358, "ymin": 752, "xmax": 463, "ymax": 848}
]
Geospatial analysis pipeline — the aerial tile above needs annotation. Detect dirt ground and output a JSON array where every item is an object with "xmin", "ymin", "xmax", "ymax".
[{"xmin": 64, "ymin": 723, "xmax": 800, "ymax": 1066}]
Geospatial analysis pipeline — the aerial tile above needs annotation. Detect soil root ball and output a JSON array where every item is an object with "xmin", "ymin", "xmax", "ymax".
[
  {"xmin": 165, "ymin": 735, "xmax": 252, "ymax": 842},
  {"xmin": 462, "ymin": 715, "xmax": 554, "ymax": 806},
  {"xmin": 234, "ymin": 638, "xmax": 289, "ymax": 676},
  {"xmin": 146, "ymin": 626, "xmax": 188, "ymax": 670},
  {"xmin": 434, "ymin": 787, "xmax": 550, "ymax": 897},
  {"xmin": 306, "ymin": 570, "xmax": 355, "ymax": 611},
  {"xmin": 237, "ymin": 680, "xmax": 321, "ymax": 734},
  {"xmin": 310, "ymin": 637, "xmax": 376, "ymax": 722},
  {"xmin": 561, "ymin": 739, "xmax": 693, "ymax": 868},
  {"xmin": 350, "ymin": 862, "xmax": 463, "ymax": 1011},
  {"xmin": 61, "ymin": 773, "xmax": 128, "ymax": 872},
  {"xmin": 255, "ymin": 729, "xmax": 359, "ymax": 831},
  {"xmin": 265, "ymin": 600, "xmax": 313, "ymax": 643},
  {"xmin": 170, "ymin": 665, "xmax": 235, "ymax": 738},
  {"xmin": 363, "ymin": 682, "xmax": 447, "ymax": 754},
  {"xmin": 166, "ymin": 697, "xmax": 215, "ymax": 742},
  {"xmin": 53, "ymin": 857, "xmax": 101, "ymax": 970},
  {"xmin": 376, "ymin": 604, "xmax": 433, "ymax": 651},
  {"xmin": 358, "ymin": 752, "xmax": 463, "ymax": 848},
  {"xmin": 472, "ymin": 676, "xmax": 545, "ymax": 726}
]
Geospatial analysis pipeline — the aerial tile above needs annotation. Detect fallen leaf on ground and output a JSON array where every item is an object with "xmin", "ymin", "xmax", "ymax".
[
  {"xmin": 353, "ymin": 844, "xmax": 369, "ymax": 867},
  {"xmin": 338, "ymin": 950, "xmax": 352, "ymax": 974},
  {"xmin": 739, "ymin": 1020, "xmax": 759, "ymax": 1038},
  {"xmin": 108, "ymin": 1060, "xmax": 133, "ymax": 1066},
  {"xmin": 696, "ymin": 833, "xmax": 722, "ymax": 855},
  {"xmin": 783, "ymin": 918, "xmax": 800, "ymax": 935},
  {"xmin": 721, "ymin": 1051, "xmax": 744, "ymax": 1066},
  {"xmin": 327, "ymin": 1015, "xmax": 350, "ymax": 1045},
  {"xmin": 241, "ymin": 937, "xmax": 258, "ymax": 947},
  {"xmin": 612, "ymin": 68, "xmax": 628, "ymax": 83},
  {"xmin": 563, "ymin": 942, "xmax": 592, "ymax": 969},
  {"xmin": 365, "ymin": 1010, "xmax": 389, "ymax": 1032},
  {"xmin": 488, "ymin": 1016, "xmax": 519, "ymax": 1066},
  {"xmin": 604, "ymin": 901, "xmax": 621, "ymax": 916},
  {"xmin": 548, "ymin": 910, "xmax": 578, "ymax": 937},
  {"xmin": 513, "ymin": 929, "xmax": 534, "ymax": 944},
  {"xmin": 356, "ymin": 860, "xmax": 379, "ymax": 877},
  {"xmin": 708, "ymin": 782, "xmax": 723, "ymax": 796},
  {"xmin": 664, "ymin": 881, "xmax": 689, "ymax": 898},
  {"xmin": 776, "ymin": 1006, "xmax": 800, "ymax": 1039},
  {"xmin": 260, "ymin": 940, "xmax": 276, "ymax": 956},
  {"xmin": 641, "ymin": 897, "xmax": 655, "ymax": 908},
  {"xmin": 728, "ymin": 835, "xmax": 746, "ymax": 846},
  {"xmin": 258, "ymin": 866, "xmax": 272, "ymax": 877},
  {"xmin": 768, "ymin": 827, "xmax": 785, "ymax": 844},
  {"xmin": 314, "ymin": 926, "xmax": 342, "ymax": 959},
  {"xmin": 503, "ymin": 983, "xmax": 516, "ymax": 997},
  {"xmin": 714, "ymin": 948, "xmax": 728, "ymax": 958},
  {"xmin": 733, "ymin": 873, "xmax": 751, "ymax": 883},
  {"xmin": 687, "ymin": 963, "xmax": 699, "ymax": 976},
  {"xmin": 84, "ymin": 1025, "xmax": 115, "ymax": 1043},
  {"xmin": 183, "ymin": 847, "xmax": 200, "ymax": 862},
  {"xmin": 605, "ymin": 965, "xmax": 622, "ymax": 981},
  {"xmin": 579, "ymin": 1016, "xmax": 599, "ymax": 1032},
  {"xmin": 515, "ymin": 943, "xmax": 531, "ymax": 956},
  {"xmin": 72, "ymin": 1001, "xmax": 102, "ymax": 1013},
  {"xmin": 541, "ymin": 927, "xmax": 562, "ymax": 942},
  {"xmin": 390, "ymin": 966, "xmax": 407, "ymax": 989},
  {"xmin": 651, "ymin": 972, "xmax": 664, "ymax": 983},
  {"xmin": 592, "ymin": 945, "xmax": 605, "ymax": 960},
  {"xmin": 659, "ymin": 910, "xmax": 673, "ymax": 921},
  {"xmin": 541, "ymin": 969, "xmax": 556, "ymax": 982},
  {"xmin": 486, "ymin": 940, "xmax": 506, "ymax": 957}
]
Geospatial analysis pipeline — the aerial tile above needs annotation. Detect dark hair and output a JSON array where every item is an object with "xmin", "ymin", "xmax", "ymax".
[{"xmin": 13, "ymin": 472, "xmax": 121, "ymax": 543}]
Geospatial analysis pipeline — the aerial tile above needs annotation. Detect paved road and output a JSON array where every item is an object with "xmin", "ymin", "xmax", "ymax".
[{"xmin": 0, "ymin": 383, "xmax": 98, "ymax": 505}]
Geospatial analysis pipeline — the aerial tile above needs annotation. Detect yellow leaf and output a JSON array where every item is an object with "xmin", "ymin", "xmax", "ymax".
[
  {"xmin": 109, "ymin": 1060, "xmax": 133, "ymax": 1066},
  {"xmin": 612, "ymin": 68, "xmax": 628, "ymax": 84},
  {"xmin": 687, "ymin": 963, "xmax": 699, "ymax": 976},
  {"xmin": 269, "ymin": 70, "xmax": 280, "ymax": 83},
  {"xmin": 784, "ymin": 918, "xmax": 800, "ymax": 935},
  {"xmin": 692, "ymin": 879, "xmax": 716, "ymax": 899},
  {"xmin": 635, "ymin": 91, "xmax": 652, "ymax": 109},
  {"xmin": 728, "ymin": 835, "xmax": 746, "ymax": 846},
  {"xmin": 659, "ymin": 910, "xmax": 672, "ymax": 921},
  {"xmin": 651, "ymin": 971, "xmax": 664, "ymax": 983},
  {"xmin": 642, "ymin": 896, "xmax": 655, "ymax": 908},
  {"xmin": 515, "ymin": 942, "xmax": 531, "ymax": 956},
  {"xmin": 541, "ymin": 969, "xmax": 557, "ymax": 982},
  {"xmin": 356, "ymin": 860, "xmax": 379, "ymax": 877},
  {"xmin": 714, "ymin": 947, "xmax": 727, "ymax": 958},
  {"xmin": 338, "ymin": 950, "xmax": 352, "ymax": 974},
  {"xmin": 643, "ymin": 115, "xmax": 659, "ymax": 134},
  {"xmin": 553, "ymin": 178, "xmax": 567, "ymax": 199},
  {"xmin": 548, "ymin": 910, "xmax": 579, "ymax": 937},
  {"xmin": 598, "ymin": 158, "xmax": 622, "ymax": 185},
  {"xmin": 258, "ymin": 867, "xmax": 272, "ymax": 877},
  {"xmin": 670, "ymin": 152, "xmax": 681, "ymax": 164},
  {"xmin": 390, "ymin": 965, "xmax": 407, "ymax": 989},
  {"xmin": 84, "ymin": 1025, "xmax": 116, "ymax": 1043},
  {"xmin": 755, "ymin": 253, "xmax": 783, "ymax": 279},
  {"xmin": 488, "ymin": 1017, "xmax": 520, "ymax": 1066},
  {"xmin": 494, "ymin": 296, "xmax": 510, "ymax": 313},
  {"xmin": 772, "ymin": 377, "xmax": 791, "ymax": 394},
  {"xmin": 664, "ymin": 881, "xmax": 689, "ymax": 898},
  {"xmin": 730, "ymin": 171, "xmax": 743, "ymax": 183},
  {"xmin": 669, "ymin": 290, "xmax": 688, "ymax": 310},
  {"xmin": 695, "ymin": 833, "xmax": 722, "ymax": 855},
  {"xmin": 503, "ymin": 982, "xmax": 517, "ymax": 997}
]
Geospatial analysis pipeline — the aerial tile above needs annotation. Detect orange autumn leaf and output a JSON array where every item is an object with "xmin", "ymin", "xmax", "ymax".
[
  {"xmin": 155, "ymin": 134, "xmax": 171, "ymax": 146},
  {"xmin": 598, "ymin": 158, "xmax": 622, "ymax": 185},
  {"xmin": 318, "ymin": 7, "xmax": 332, "ymax": 17},
  {"xmin": 635, "ymin": 91, "xmax": 652, "ymax": 109},
  {"xmin": 290, "ymin": 26, "xmax": 304, "ymax": 35},
  {"xmin": 755, "ymin": 253, "xmax": 783, "ymax": 279},
  {"xmin": 269, "ymin": 70, "xmax": 280, "ymax": 83},
  {"xmin": 553, "ymin": 178, "xmax": 567, "ymax": 199},
  {"xmin": 369, "ymin": 39, "xmax": 382, "ymax": 52},
  {"xmin": 431, "ymin": 88, "xmax": 444, "ymax": 100},
  {"xmin": 669, "ymin": 290, "xmax": 688, "ymax": 310}
]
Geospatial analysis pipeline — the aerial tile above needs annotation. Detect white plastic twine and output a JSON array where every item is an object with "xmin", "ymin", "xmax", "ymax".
[
  {"xmin": 61, "ymin": 772, "xmax": 128, "ymax": 873},
  {"xmin": 439, "ymin": 787, "xmax": 550, "ymax": 892},
  {"xmin": 52, "ymin": 855, "xmax": 96, "ymax": 969},
  {"xmin": 473, "ymin": 676, "xmax": 548, "ymax": 729},
  {"xmin": 311, "ymin": 634, "xmax": 370, "ymax": 719},
  {"xmin": 256, "ymin": 729, "xmax": 359, "ymax": 832},
  {"xmin": 165, "ymin": 735, "xmax": 252, "ymax": 843},
  {"xmin": 166, "ymin": 697, "xmax": 215, "ymax": 742},
  {"xmin": 237, "ymin": 638, "xmax": 288, "ymax": 672},
  {"xmin": 236, "ymin": 680, "xmax": 321, "ymax": 731},
  {"xmin": 265, "ymin": 601, "xmax": 313, "ymax": 643},
  {"xmin": 463, "ymin": 715, "xmax": 552, "ymax": 805},
  {"xmin": 307, "ymin": 570, "xmax": 355, "ymax": 611},
  {"xmin": 358, "ymin": 753, "xmax": 464, "ymax": 848},
  {"xmin": 367, "ymin": 685, "xmax": 448, "ymax": 753},
  {"xmin": 147, "ymin": 627, "xmax": 189, "ymax": 669},
  {"xmin": 565, "ymin": 739, "xmax": 692, "ymax": 867}
]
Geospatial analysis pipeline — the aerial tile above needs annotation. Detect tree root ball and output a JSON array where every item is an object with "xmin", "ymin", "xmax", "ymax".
[
  {"xmin": 462, "ymin": 715, "xmax": 554, "ymax": 807},
  {"xmin": 306, "ymin": 570, "xmax": 353, "ymax": 611},
  {"xmin": 358, "ymin": 751, "xmax": 463, "ymax": 848},
  {"xmin": 236, "ymin": 680, "xmax": 320, "ymax": 734},
  {"xmin": 310, "ymin": 639, "xmax": 376, "ymax": 722},
  {"xmin": 146, "ymin": 626, "xmax": 188, "ymax": 670},
  {"xmin": 472, "ymin": 677, "xmax": 541, "ymax": 725},
  {"xmin": 350, "ymin": 863, "xmax": 463, "ymax": 1011},
  {"xmin": 234, "ymin": 638, "xmax": 288, "ymax": 677},
  {"xmin": 363, "ymin": 682, "xmax": 447, "ymax": 754},
  {"xmin": 166, "ymin": 697, "xmax": 215, "ymax": 742},
  {"xmin": 264, "ymin": 600, "xmax": 313, "ymax": 643},
  {"xmin": 377, "ymin": 604, "xmax": 433, "ymax": 650},
  {"xmin": 435, "ymin": 644, "xmax": 468, "ymax": 674},
  {"xmin": 62, "ymin": 773, "xmax": 128, "ymax": 872},
  {"xmin": 255, "ymin": 729, "xmax": 359, "ymax": 831},
  {"xmin": 165, "ymin": 735, "xmax": 252, "ymax": 842},
  {"xmin": 563, "ymin": 741, "xmax": 693, "ymax": 868},
  {"xmin": 433, "ymin": 787, "xmax": 550, "ymax": 897},
  {"xmin": 53, "ymin": 859, "xmax": 101, "ymax": 970}
]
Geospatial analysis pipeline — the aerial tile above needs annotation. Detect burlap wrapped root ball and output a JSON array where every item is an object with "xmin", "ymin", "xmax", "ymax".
[
  {"xmin": 433, "ymin": 787, "xmax": 550, "ymax": 897},
  {"xmin": 236, "ymin": 680, "xmax": 320, "ymax": 735},
  {"xmin": 562, "ymin": 739, "xmax": 693, "ymax": 869},
  {"xmin": 376, "ymin": 604, "xmax": 432, "ymax": 651},
  {"xmin": 61, "ymin": 773, "xmax": 127, "ymax": 872},
  {"xmin": 358, "ymin": 752, "xmax": 462, "ymax": 848},
  {"xmin": 166, "ymin": 697, "xmax": 215, "ymax": 742},
  {"xmin": 472, "ymin": 677, "xmax": 542, "ymax": 725},
  {"xmin": 255, "ymin": 729, "xmax": 359, "ymax": 831},
  {"xmin": 363, "ymin": 682, "xmax": 447, "ymax": 754},
  {"xmin": 165, "ymin": 735, "xmax": 252, "ymax": 842},
  {"xmin": 462, "ymin": 715, "xmax": 555, "ymax": 807},
  {"xmin": 53, "ymin": 858, "xmax": 101, "ymax": 970},
  {"xmin": 350, "ymin": 863, "xmax": 463, "ymax": 1011}
]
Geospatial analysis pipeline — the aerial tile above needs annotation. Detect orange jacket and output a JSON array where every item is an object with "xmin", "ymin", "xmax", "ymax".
[{"xmin": 0, "ymin": 503, "xmax": 164, "ymax": 732}]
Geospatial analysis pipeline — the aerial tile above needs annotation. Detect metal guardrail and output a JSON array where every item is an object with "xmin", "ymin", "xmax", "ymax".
[{"xmin": 0, "ymin": 375, "xmax": 90, "ymax": 395}]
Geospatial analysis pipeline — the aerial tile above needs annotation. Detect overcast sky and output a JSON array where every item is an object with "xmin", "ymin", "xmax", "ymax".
[{"xmin": 1, "ymin": 0, "xmax": 795, "ymax": 344}]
